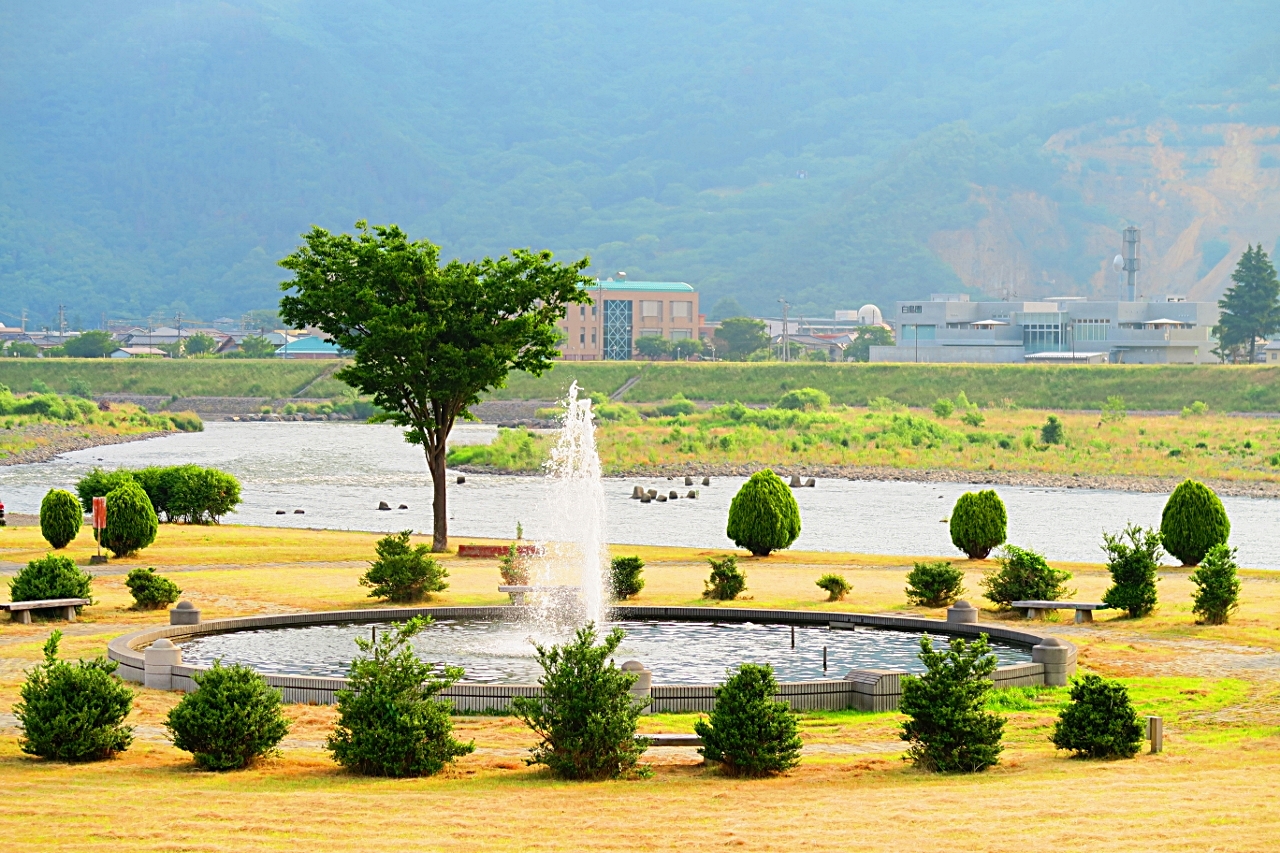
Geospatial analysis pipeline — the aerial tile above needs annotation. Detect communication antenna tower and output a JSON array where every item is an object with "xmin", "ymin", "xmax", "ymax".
[{"xmin": 1122, "ymin": 227, "xmax": 1141, "ymax": 302}]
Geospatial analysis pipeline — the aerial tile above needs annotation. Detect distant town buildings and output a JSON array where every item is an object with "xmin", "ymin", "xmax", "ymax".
[
  {"xmin": 558, "ymin": 279, "xmax": 701, "ymax": 361},
  {"xmin": 870, "ymin": 293, "xmax": 1221, "ymax": 364}
]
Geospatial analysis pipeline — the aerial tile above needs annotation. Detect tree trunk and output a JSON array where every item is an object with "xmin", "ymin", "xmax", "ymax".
[{"xmin": 427, "ymin": 442, "xmax": 449, "ymax": 552}]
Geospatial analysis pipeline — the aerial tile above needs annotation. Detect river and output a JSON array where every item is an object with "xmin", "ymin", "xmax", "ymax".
[{"xmin": 2, "ymin": 422, "xmax": 1277, "ymax": 568}]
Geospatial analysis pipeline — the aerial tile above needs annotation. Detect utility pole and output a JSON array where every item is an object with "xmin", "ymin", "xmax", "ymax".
[
  {"xmin": 778, "ymin": 298, "xmax": 790, "ymax": 362},
  {"xmin": 1122, "ymin": 227, "xmax": 1140, "ymax": 302},
  {"xmin": 175, "ymin": 312, "xmax": 184, "ymax": 355},
  {"xmin": 57, "ymin": 304, "xmax": 66, "ymax": 341}
]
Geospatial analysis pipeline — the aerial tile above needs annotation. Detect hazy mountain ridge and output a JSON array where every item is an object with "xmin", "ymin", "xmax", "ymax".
[{"xmin": 2, "ymin": 2, "xmax": 1279, "ymax": 326}]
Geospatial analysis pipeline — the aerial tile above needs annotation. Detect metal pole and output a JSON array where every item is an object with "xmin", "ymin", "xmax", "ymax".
[{"xmin": 791, "ymin": 626, "xmax": 795, "ymax": 649}]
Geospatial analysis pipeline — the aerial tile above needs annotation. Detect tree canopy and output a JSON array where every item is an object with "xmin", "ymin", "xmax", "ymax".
[
  {"xmin": 714, "ymin": 317, "xmax": 771, "ymax": 360},
  {"xmin": 1215, "ymin": 245, "xmax": 1280, "ymax": 362},
  {"xmin": 278, "ymin": 221, "xmax": 590, "ymax": 550}
]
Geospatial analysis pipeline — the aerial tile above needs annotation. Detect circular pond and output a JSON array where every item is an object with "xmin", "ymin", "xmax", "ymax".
[{"xmin": 175, "ymin": 618, "xmax": 1033, "ymax": 684}]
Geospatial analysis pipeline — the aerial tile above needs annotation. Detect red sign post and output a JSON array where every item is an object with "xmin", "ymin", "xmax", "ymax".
[{"xmin": 91, "ymin": 496, "xmax": 108, "ymax": 564}]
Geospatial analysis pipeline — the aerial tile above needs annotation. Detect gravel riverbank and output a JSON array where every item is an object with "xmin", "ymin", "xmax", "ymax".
[
  {"xmin": 0, "ymin": 424, "xmax": 170, "ymax": 467},
  {"xmin": 453, "ymin": 460, "xmax": 1280, "ymax": 499}
]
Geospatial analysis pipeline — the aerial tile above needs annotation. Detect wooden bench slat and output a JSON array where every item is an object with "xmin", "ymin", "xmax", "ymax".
[{"xmin": 1, "ymin": 598, "xmax": 92, "ymax": 611}]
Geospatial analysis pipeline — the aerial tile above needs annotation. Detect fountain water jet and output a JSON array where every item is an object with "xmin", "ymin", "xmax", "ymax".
[{"xmin": 526, "ymin": 381, "xmax": 610, "ymax": 628}]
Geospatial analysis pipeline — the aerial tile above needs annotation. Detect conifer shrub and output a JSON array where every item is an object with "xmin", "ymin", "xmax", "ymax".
[
  {"xmin": 165, "ymin": 662, "xmax": 290, "ymax": 771},
  {"xmin": 327, "ymin": 617, "xmax": 474, "ymax": 777},
  {"xmin": 703, "ymin": 555, "xmax": 747, "ymax": 601},
  {"xmin": 1051, "ymin": 675, "xmax": 1144, "ymax": 759},
  {"xmin": 980, "ymin": 545, "xmax": 1073, "ymax": 607},
  {"xmin": 1160, "ymin": 479, "xmax": 1230, "ymax": 566},
  {"xmin": 726, "ymin": 469, "xmax": 800, "ymax": 556},
  {"xmin": 499, "ymin": 543, "xmax": 530, "ymax": 585},
  {"xmin": 1189, "ymin": 543, "xmax": 1241, "ymax": 625},
  {"xmin": 905, "ymin": 560, "xmax": 966, "ymax": 607},
  {"xmin": 100, "ymin": 481, "xmax": 158, "ymax": 557},
  {"xmin": 8, "ymin": 555, "xmax": 93, "ymax": 604},
  {"xmin": 610, "ymin": 555, "xmax": 645, "ymax": 599},
  {"xmin": 899, "ymin": 634, "xmax": 1005, "ymax": 772},
  {"xmin": 776, "ymin": 387, "xmax": 830, "ymax": 411},
  {"xmin": 1040, "ymin": 414, "xmax": 1065, "ymax": 444},
  {"xmin": 1101, "ymin": 525, "xmax": 1162, "ymax": 618},
  {"xmin": 694, "ymin": 663, "xmax": 802, "ymax": 777},
  {"xmin": 511, "ymin": 623, "xmax": 648, "ymax": 780},
  {"xmin": 815, "ymin": 573, "xmax": 850, "ymax": 601},
  {"xmin": 39, "ymin": 488, "xmax": 82, "ymax": 549},
  {"xmin": 360, "ymin": 530, "xmax": 448, "ymax": 602},
  {"xmin": 948, "ymin": 490, "xmax": 1007, "ymax": 559},
  {"xmin": 15, "ymin": 630, "xmax": 133, "ymax": 761},
  {"xmin": 124, "ymin": 567, "xmax": 182, "ymax": 610}
]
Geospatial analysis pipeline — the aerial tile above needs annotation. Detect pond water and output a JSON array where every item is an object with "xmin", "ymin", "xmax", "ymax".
[
  {"xmin": 2, "ymin": 421, "xmax": 1278, "ymax": 567},
  {"xmin": 174, "ymin": 617, "xmax": 1034, "ymax": 683}
]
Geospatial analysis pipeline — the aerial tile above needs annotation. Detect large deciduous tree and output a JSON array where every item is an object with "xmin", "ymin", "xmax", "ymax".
[
  {"xmin": 278, "ymin": 221, "xmax": 590, "ymax": 551},
  {"xmin": 714, "ymin": 316, "xmax": 770, "ymax": 360},
  {"xmin": 1215, "ymin": 244, "xmax": 1280, "ymax": 363}
]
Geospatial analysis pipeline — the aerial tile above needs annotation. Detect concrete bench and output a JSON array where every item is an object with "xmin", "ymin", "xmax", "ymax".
[
  {"xmin": 1012, "ymin": 600, "xmax": 1111, "ymax": 624},
  {"xmin": 2, "ymin": 598, "xmax": 91, "ymax": 624},
  {"xmin": 498, "ymin": 585, "xmax": 533, "ymax": 605}
]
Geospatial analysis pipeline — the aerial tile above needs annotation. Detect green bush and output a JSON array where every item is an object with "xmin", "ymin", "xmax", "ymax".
[
  {"xmin": 124, "ymin": 567, "xmax": 182, "ymax": 610},
  {"xmin": 75, "ymin": 465, "xmax": 239, "ymax": 523},
  {"xmin": 694, "ymin": 663, "xmax": 802, "ymax": 776},
  {"xmin": 100, "ymin": 481, "xmax": 158, "ymax": 557},
  {"xmin": 931, "ymin": 397, "xmax": 955, "ymax": 418},
  {"xmin": 905, "ymin": 560, "xmax": 966, "ymax": 607},
  {"xmin": 499, "ymin": 543, "xmax": 530, "ymax": 585},
  {"xmin": 815, "ymin": 573, "xmax": 850, "ymax": 601},
  {"xmin": 166, "ymin": 411, "xmax": 204, "ymax": 432},
  {"xmin": 15, "ymin": 630, "xmax": 133, "ymax": 761},
  {"xmin": 777, "ymin": 387, "xmax": 830, "ymax": 411},
  {"xmin": 360, "ymin": 530, "xmax": 449, "ymax": 602},
  {"xmin": 511, "ymin": 623, "xmax": 648, "ymax": 780},
  {"xmin": 656, "ymin": 393, "xmax": 697, "ymax": 416},
  {"xmin": 948, "ymin": 490, "xmax": 1007, "ymax": 560},
  {"xmin": 703, "ymin": 555, "xmax": 747, "ymax": 600},
  {"xmin": 327, "ymin": 617, "xmax": 474, "ymax": 777},
  {"xmin": 1101, "ymin": 525, "xmax": 1162, "ymax": 618},
  {"xmin": 40, "ymin": 488, "xmax": 82, "ymax": 549},
  {"xmin": 1040, "ymin": 414, "xmax": 1065, "ymax": 444},
  {"xmin": 1160, "ymin": 479, "xmax": 1230, "ymax": 566},
  {"xmin": 610, "ymin": 555, "xmax": 645, "ymax": 599},
  {"xmin": 8, "ymin": 554, "xmax": 93, "ymax": 604},
  {"xmin": 1051, "ymin": 675, "xmax": 1144, "ymax": 759},
  {"xmin": 899, "ymin": 634, "xmax": 1005, "ymax": 773},
  {"xmin": 1189, "ymin": 543, "xmax": 1241, "ymax": 625},
  {"xmin": 980, "ymin": 545, "xmax": 1073, "ymax": 607},
  {"xmin": 166, "ymin": 663, "xmax": 290, "ymax": 770},
  {"xmin": 726, "ymin": 469, "xmax": 801, "ymax": 556}
]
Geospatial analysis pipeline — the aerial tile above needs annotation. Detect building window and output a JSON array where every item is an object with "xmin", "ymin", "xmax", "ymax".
[
  {"xmin": 603, "ymin": 300, "xmax": 633, "ymax": 360},
  {"xmin": 591, "ymin": 331, "xmax": 597, "ymax": 344},
  {"xmin": 670, "ymin": 328, "xmax": 692, "ymax": 340},
  {"xmin": 902, "ymin": 305, "xmax": 923, "ymax": 314},
  {"xmin": 1023, "ymin": 323, "xmax": 1062, "ymax": 353},
  {"xmin": 1075, "ymin": 319, "xmax": 1109, "ymax": 342},
  {"xmin": 638, "ymin": 329, "xmax": 662, "ymax": 337},
  {"xmin": 580, "ymin": 306, "xmax": 586, "ymax": 318},
  {"xmin": 671, "ymin": 301, "xmax": 693, "ymax": 320},
  {"xmin": 901, "ymin": 325, "xmax": 936, "ymax": 342},
  {"xmin": 640, "ymin": 300, "xmax": 662, "ymax": 319},
  {"xmin": 591, "ymin": 305, "xmax": 597, "ymax": 317},
  {"xmin": 579, "ymin": 328, "xmax": 586, "ymax": 344}
]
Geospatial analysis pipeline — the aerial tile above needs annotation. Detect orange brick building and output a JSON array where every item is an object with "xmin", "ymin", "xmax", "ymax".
[{"xmin": 558, "ymin": 279, "xmax": 700, "ymax": 361}]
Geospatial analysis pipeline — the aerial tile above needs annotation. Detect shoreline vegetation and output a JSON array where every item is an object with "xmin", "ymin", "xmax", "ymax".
[{"xmin": 449, "ymin": 400, "xmax": 1280, "ymax": 497}]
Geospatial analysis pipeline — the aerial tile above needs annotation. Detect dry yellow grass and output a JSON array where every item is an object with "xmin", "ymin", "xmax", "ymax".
[{"xmin": 2, "ymin": 525, "xmax": 1279, "ymax": 851}]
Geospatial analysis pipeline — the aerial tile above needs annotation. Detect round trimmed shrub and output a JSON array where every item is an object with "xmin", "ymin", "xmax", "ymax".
[
  {"xmin": 815, "ymin": 573, "xmax": 850, "ymax": 601},
  {"xmin": 949, "ymin": 490, "xmax": 1007, "ymax": 560},
  {"xmin": 1160, "ymin": 479, "xmax": 1230, "ymax": 566},
  {"xmin": 40, "ymin": 489, "xmax": 83, "ymax": 549},
  {"xmin": 15, "ymin": 630, "xmax": 133, "ymax": 761},
  {"xmin": 980, "ymin": 545, "xmax": 1073, "ymax": 607},
  {"xmin": 165, "ymin": 662, "xmax": 290, "ymax": 770},
  {"xmin": 905, "ymin": 560, "xmax": 966, "ymax": 608},
  {"xmin": 610, "ymin": 555, "xmax": 645, "ymax": 599},
  {"xmin": 726, "ymin": 469, "xmax": 801, "ymax": 557},
  {"xmin": 360, "ymin": 530, "xmax": 449, "ymax": 602},
  {"xmin": 8, "ymin": 555, "xmax": 93, "ymax": 604},
  {"xmin": 124, "ymin": 567, "xmax": 182, "ymax": 610},
  {"xmin": 694, "ymin": 663, "xmax": 802, "ymax": 776},
  {"xmin": 1052, "ymin": 675, "xmax": 1144, "ymax": 759},
  {"xmin": 99, "ymin": 481, "xmax": 158, "ymax": 557}
]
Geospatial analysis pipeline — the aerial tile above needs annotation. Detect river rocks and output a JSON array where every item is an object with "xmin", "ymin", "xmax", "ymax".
[
  {"xmin": 378, "ymin": 501, "xmax": 391, "ymax": 510},
  {"xmin": 669, "ymin": 490, "xmax": 679, "ymax": 499},
  {"xmin": 457, "ymin": 475, "xmax": 466, "ymax": 484},
  {"xmin": 631, "ymin": 486, "xmax": 645, "ymax": 499},
  {"xmin": 702, "ymin": 476, "xmax": 711, "ymax": 486},
  {"xmin": 656, "ymin": 494, "xmax": 667, "ymax": 502},
  {"xmin": 684, "ymin": 476, "xmax": 693, "ymax": 486},
  {"xmin": 275, "ymin": 510, "xmax": 285, "ymax": 515},
  {"xmin": 398, "ymin": 504, "xmax": 408, "ymax": 510},
  {"xmin": 647, "ymin": 489, "xmax": 658, "ymax": 499},
  {"xmin": 805, "ymin": 478, "xmax": 816, "ymax": 487},
  {"xmin": 790, "ymin": 474, "xmax": 802, "ymax": 487},
  {"xmin": 687, "ymin": 490, "xmax": 697, "ymax": 498},
  {"xmin": 640, "ymin": 495, "xmax": 652, "ymax": 503},
  {"xmin": 294, "ymin": 509, "xmax": 305, "ymax": 514}
]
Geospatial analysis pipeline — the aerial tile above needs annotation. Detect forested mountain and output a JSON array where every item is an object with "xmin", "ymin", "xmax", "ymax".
[{"xmin": 3, "ymin": 1, "xmax": 1280, "ymax": 327}]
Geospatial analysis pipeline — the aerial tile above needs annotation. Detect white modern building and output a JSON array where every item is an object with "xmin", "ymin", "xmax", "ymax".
[{"xmin": 870, "ymin": 294, "xmax": 1220, "ymax": 364}]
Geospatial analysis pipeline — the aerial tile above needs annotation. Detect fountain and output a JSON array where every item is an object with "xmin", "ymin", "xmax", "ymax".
[{"xmin": 524, "ymin": 381, "xmax": 610, "ymax": 628}]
